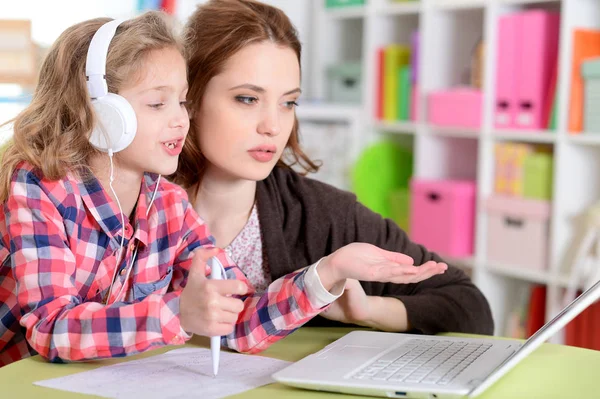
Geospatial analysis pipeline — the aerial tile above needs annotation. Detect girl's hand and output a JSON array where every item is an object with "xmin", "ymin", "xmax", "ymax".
[
  {"xmin": 179, "ymin": 248, "xmax": 249, "ymax": 337},
  {"xmin": 317, "ymin": 242, "xmax": 447, "ymax": 291}
]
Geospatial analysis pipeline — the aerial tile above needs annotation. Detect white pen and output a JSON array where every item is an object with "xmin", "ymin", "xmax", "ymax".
[{"xmin": 208, "ymin": 256, "xmax": 224, "ymax": 377}]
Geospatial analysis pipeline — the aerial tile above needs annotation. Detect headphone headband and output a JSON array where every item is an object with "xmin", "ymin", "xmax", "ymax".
[{"xmin": 86, "ymin": 19, "xmax": 126, "ymax": 99}]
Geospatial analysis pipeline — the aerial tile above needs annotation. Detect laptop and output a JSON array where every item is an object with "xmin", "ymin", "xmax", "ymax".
[{"xmin": 272, "ymin": 278, "xmax": 600, "ymax": 398}]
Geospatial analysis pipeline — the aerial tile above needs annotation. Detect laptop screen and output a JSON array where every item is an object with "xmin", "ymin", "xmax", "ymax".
[{"xmin": 469, "ymin": 278, "xmax": 600, "ymax": 397}]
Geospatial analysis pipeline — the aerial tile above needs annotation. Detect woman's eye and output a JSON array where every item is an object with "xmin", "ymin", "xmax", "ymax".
[
  {"xmin": 236, "ymin": 96, "xmax": 258, "ymax": 105},
  {"xmin": 148, "ymin": 103, "xmax": 164, "ymax": 109},
  {"xmin": 284, "ymin": 101, "xmax": 299, "ymax": 109}
]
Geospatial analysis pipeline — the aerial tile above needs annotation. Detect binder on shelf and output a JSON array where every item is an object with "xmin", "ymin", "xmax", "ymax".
[
  {"xmin": 471, "ymin": 39, "xmax": 485, "ymax": 89},
  {"xmin": 397, "ymin": 65, "xmax": 412, "ymax": 121},
  {"xmin": 515, "ymin": 11, "xmax": 560, "ymax": 130},
  {"xmin": 383, "ymin": 45, "xmax": 410, "ymax": 121},
  {"xmin": 410, "ymin": 85, "xmax": 419, "ymax": 122},
  {"xmin": 375, "ymin": 47, "xmax": 384, "ymax": 119},
  {"xmin": 565, "ymin": 316, "xmax": 578, "ymax": 347},
  {"xmin": 494, "ymin": 143, "xmax": 534, "ymax": 196},
  {"xmin": 409, "ymin": 30, "xmax": 419, "ymax": 122},
  {"xmin": 410, "ymin": 31, "xmax": 419, "ymax": 84},
  {"xmin": 580, "ymin": 56, "xmax": 600, "ymax": 132},
  {"xmin": 545, "ymin": 62, "xmax": 559, "ymax": 130},
  {"xmin": 593, "ymin": 302, "xmax": 600, "ymax": 350},
  {"xmin": 568, "ymin": 29, "xmax": 600, "ymax": 134},
  {"xmin": 580, "ymin": 306, "xmax": 593, "ymax": 349},
  {"xmin": 564, "ymin": 292, "xmax": 600, "ymax": 350},
  {"xmin": 525, "ymin": 285, "xmax": 546, "ymax": 338},
  {"xmin": 494, "ymin": 13, "xmax": 521, "ymax": 129}
]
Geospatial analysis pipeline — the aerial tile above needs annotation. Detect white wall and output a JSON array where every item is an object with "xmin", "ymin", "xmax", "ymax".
[
  {"xmin": 2, "ymin": 0, "xmax": 314, "ymax": 95},
  {"xmin": 260, "ymin": 0, "xmax": 313, "ymax": 96},
  {"xmin": 176, "ymin": 0, "xmax": 314, "ymax": 96},
  {"xmin": 2, "ymin": 0, "xmax": 139, "ymax": 47},
  {"xmin": 1, "ymin": 0, "xmax": 315, "ymax": 128}
]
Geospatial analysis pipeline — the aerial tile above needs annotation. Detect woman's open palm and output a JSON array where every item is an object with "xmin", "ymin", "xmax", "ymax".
[{"xmin": 319, "ymin": 242, "xmax": 447, "ymax": 287}]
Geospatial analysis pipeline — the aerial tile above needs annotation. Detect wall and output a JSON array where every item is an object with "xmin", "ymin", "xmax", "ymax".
[{"xmin": 1, "ymin": 0, "xmax": 314, "ymax": 96}]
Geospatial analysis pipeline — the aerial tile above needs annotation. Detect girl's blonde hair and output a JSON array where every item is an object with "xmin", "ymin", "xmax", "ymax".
[{"xmin": 0, "ymin": 11, "xmax": 184, "ymax": 202}]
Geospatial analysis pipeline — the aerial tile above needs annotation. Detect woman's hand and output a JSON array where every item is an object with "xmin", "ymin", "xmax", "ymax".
[
  {"xmin": 317, "ymin": 242, "xmax": 447, "ymax": 291},
  {"xmin": 320, "ymin": 279, "xmax": 370, "ymax": 324}
]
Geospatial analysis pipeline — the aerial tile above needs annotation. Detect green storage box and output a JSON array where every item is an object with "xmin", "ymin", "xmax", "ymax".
[
  {"xmin": 326, "ymin": 62, "xmax": 362, "ymax": 103},
  {"xmin": 352, "ymin": 141, "xmax": 413, "ymax": 219},
  {"xmin": 325, "ymin": 0, "xmax": 365, "ymax": 8},
  {"xmin": 582, "ymin": 58, "xmax": 600, "ymax": 132},
  {"xmin": 523, "ymin": 152, "xmax": 553, "ymax": 200},
  {"xmin": 390, "ymin": 188, "xmax": 410, "ymax": 233}
]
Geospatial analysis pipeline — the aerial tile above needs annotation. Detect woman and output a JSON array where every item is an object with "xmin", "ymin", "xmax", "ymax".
[{"xmin": 173, "ymin": 0, "xmax": 494, "ymax": 335}]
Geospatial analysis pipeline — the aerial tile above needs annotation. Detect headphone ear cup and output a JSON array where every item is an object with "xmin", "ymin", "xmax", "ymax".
[{"xmin": 89, "ymin": 93, "xmax": 137, "ymax": 153}]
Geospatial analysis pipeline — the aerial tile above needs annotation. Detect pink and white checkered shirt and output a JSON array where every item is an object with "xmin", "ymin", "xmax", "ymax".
[{"xmin": 0, "ymin": 162, "xmax": 328, "ymax": 367}]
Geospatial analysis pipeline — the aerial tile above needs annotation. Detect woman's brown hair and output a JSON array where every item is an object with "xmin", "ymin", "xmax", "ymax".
[
  {"xmin": 0, "ymin": 11, "xmax": 183, "ymax": 202},
  {"xmin": 172, "ymin": 0, "xmax": 319, "ymax": 191}
]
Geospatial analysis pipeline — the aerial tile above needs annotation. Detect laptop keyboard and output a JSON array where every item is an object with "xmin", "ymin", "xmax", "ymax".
[{"xmin": 351, "ymin": 339, "xmax": 492, "ymax": 385}]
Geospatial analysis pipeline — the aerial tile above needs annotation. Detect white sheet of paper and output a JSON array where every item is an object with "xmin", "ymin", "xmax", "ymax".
[{"xmin": 34, "ymin": 348, "xmax": 291, "ymax": 399}]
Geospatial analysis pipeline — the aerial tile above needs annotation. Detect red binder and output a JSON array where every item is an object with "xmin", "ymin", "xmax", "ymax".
[{"xmin": 526, "ymin": 285, "xmax": 546, "ymax": 338}]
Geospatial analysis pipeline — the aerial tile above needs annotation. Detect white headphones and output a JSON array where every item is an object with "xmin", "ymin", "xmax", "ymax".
[
  {"xmin": 85, "ymin": 19, "xmax": 163, "ymax": 305},
  {"xmin": 86, "ymin": 19, "xmax": 137, "ymax": 153}
]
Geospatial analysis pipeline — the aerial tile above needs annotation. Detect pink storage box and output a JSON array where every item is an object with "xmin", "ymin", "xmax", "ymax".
[
  {"xmin": 427, "ymin": 88, "xmax": 483, "ymax": 128},
  {"xmin": 410, "ymin": 179, "xmax": 476, "ymax": 257},
  {"xmin": 486, "ymin": 196, "xmax": 551, "ymax": 270}
]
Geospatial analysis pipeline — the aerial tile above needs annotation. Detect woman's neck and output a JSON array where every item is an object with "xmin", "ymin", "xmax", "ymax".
[
  {"xmin": 192, "ymin": 167, "xmax": 257, "ymax": 248},
  {"xmin": 89, "ymin": 154, "xmax": 143, "ymax": 220}
]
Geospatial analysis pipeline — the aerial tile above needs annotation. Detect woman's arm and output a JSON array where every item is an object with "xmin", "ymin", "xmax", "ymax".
[
  {"xmin": 319, "ymin": 279, "xmax": 411, "ymax": 332},
  {"xmin": 347, "ymin": 201, "xmax": 494, "ymax": 335},
  {"xmin": 215, "ymin": 243, "xmax": 445, "ymax": 354}
]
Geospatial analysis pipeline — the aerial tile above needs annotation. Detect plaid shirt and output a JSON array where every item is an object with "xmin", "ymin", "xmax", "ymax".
[{"xmin": 0, "ymin": 162, "xmax": 331, "ymax": 367}]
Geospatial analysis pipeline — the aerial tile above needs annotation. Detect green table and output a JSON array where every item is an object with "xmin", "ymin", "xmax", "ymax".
[{"xmin": 0, "ymin": 327, "xmax": 597, "ymax": 398}]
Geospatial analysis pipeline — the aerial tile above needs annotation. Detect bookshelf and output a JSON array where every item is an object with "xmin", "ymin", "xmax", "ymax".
[
  {"xmin": 0, "ymin": 0, "xmax": 595, "ymax": 345},
  {"xmin": 309, "ymin": 0, "xmax": 600, "ymax": 344}
]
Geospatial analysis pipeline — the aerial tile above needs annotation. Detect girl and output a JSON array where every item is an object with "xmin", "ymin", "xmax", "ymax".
[
  {"xmin": 0, "ymin": 11, "xmax": 439, "ymax": 367},
  {"xmin": 174, "ymin": 0, "xmax": 494, "ymax": 336}
]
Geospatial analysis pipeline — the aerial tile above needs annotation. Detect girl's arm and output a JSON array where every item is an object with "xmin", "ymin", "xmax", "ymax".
[
  {"xmin": 177, "ymin": 205, "xmax": 336, "ymax": 354},
  {"xmin": 7, "ymin": 171, "xmax": 190, "ymax": 363}
]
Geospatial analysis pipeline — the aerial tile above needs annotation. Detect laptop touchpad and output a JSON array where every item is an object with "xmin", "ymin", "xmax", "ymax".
[{"xmin": 317, "ymin": 345, "xmax": 382, "ymax": 360}]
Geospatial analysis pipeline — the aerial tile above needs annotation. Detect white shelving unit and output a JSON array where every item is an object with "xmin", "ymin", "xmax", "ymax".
[
  {"xmin": 310, "ymin": 0, "xmax": 600, "ymax": 343},
  {"xmin": 294, "ymin": 102, "xmax": 364, "ymax": 191}
]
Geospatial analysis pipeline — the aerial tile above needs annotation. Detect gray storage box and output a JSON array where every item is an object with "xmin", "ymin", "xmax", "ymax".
[
  {"xmin": 326, "ymin": 62, "xmax": 362, "ymax": 103},
  {"xmin": 582, "ymin": 57, "xmax": 600, "ymax": 132}
]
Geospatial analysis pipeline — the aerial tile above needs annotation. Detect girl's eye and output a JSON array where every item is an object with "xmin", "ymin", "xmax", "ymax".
[
  {"xmin": 180, "ymin": 101, "xmax": 188, "ymax": 108},
  {"xmin": 236, "ymin": 96, "xmax": 258, "ymax": 105},
  {"xmin": 148, "ymin": 103, "xmax": 164, "ymax": 109},
  {"xmin": 284, "ymin": 101, "xmax": 299, "ymax": 109}
]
